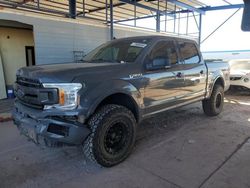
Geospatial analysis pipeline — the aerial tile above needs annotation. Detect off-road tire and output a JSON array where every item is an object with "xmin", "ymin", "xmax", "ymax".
[
  {"xmin": 202, "ymin": 84, "xmax": 224, "ymax": 116},
  {"xmin": 83, "ymin": 104, "xmax": 136, "ymax": 167}
]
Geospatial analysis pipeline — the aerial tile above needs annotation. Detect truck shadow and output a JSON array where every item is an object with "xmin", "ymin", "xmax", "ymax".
[{"xmin": 226, "ymin": 86, "xmax": 250, "ymax": 96}]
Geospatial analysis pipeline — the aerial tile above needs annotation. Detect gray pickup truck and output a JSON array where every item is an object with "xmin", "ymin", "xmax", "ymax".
[{"xmin": 13, "ymin": 36, "xmax": 230, "ymax": 167}]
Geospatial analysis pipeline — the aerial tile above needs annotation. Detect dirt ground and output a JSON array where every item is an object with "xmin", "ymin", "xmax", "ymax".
[{"xmin": 0, "ymin": 89, "xmax": 250, "ymax": 188}]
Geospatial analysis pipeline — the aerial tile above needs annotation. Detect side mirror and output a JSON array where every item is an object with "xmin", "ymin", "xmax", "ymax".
[
  {"xmin": 242, "ymin": 0, "xmax": 250, "ymax": 31},
  {"xmin": 146, "ymin": 58, "xmax": 171, "ymax": 71}
]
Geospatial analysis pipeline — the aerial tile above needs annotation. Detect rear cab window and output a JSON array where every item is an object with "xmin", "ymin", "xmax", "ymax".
[{"xmin": 178, "ymin": 41, "xmax": 200, "ymax": 64}]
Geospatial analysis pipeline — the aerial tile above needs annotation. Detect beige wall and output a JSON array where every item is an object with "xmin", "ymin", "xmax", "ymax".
[{"xmin": 0, "ymin": 28, "xmax": 34, "ymax": 85}]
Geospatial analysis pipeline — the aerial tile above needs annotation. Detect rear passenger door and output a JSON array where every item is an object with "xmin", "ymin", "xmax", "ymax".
[{"xmin": 177, "ymin": 40, "xmax": 207, "ymax": 100}]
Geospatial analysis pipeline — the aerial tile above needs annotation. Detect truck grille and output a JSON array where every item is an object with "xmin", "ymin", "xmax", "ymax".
[
  {"xmin": 15, "ymin": 77, "xmax": 59, "ymax": 109},
  {"xmin": 16, "ymin": 76, "xmax": 41, "ymax": 88},
  {"xmin": 230, "ymin": 76, "xmax": 242, "ymax": 81}
]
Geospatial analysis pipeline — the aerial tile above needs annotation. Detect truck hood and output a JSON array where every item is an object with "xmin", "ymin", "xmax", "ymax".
[{"xmin": 16, "ymin": 62, "xmax": 120, "ymax": 83}]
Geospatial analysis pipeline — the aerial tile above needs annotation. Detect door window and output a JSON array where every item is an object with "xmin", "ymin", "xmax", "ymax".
[
  {"xmin": 25, "ymin": 46, "xmax": 35, "ymax": 66},
  {"xmin": 146, "ymin": 40, "xmax": 178, "ymax": 70},
  {"xmin": 178, "ymin": 42, "xmax": 200, "ymax": 64}
]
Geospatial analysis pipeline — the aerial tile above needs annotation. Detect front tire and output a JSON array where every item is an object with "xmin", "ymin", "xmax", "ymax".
[
  {"xmin": 202, "ymin": 84, "xmax": 224, "ymax": 116},
  {"xmin": 83, "ymin": 104, "xmax": 136, "ymax": 167}
]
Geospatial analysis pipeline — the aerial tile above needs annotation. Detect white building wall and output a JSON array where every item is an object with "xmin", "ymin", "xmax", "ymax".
[
  {"xmin": 202, "ymin": 51, "xmax": 250, "ymax": 61},
  {"xmin": 0, "ymin": 11, "xmax": 170, "ymax": 65}
]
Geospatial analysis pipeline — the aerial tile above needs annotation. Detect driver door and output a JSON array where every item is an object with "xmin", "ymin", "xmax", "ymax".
[{"xmin": 143, "ymin": 40, "xmax": 186, "ymax": 116}]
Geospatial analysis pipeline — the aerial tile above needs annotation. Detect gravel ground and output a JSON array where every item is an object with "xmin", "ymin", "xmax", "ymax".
[{"xmin": 0, "ymin": 89, "xmax": 249, "ymax": 188}]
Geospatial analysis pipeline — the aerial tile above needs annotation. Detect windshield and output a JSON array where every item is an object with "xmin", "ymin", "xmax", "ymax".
[{"xmin": 82, "ymin": 38, "xmax": 150, "ymax": 63}]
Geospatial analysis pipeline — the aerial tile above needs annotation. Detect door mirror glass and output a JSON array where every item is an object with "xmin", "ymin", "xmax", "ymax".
[{"xmin": 242, "ymin": 0, "xmax": 250, "ymax": 31}]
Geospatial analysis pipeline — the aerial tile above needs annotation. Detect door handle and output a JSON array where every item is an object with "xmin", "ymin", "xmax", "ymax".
[
  {"xmin": 200, "ymin": 70, "xmax": 204, "ymax": 74},
  {"xmin": 176, "ymin": 72, "xmax": 183, "ymax": 78}
]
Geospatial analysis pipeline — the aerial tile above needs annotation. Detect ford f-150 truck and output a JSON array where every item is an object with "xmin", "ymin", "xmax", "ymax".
[{"xmin": 13, "ymin": 36, "xmax": 230, "ymax": 167}]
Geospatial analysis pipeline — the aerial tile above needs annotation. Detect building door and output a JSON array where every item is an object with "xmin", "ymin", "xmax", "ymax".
[{"xmin": 25, "ymin": 46, "xmax": 35, "ymax": 66}]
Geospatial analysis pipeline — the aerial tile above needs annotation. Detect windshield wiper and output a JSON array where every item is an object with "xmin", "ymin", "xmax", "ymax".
[
  {"xmin": 80, "ymin": 59, "xmax": 88, "ymax": 63},
  {"xmin": 89, "ymin": 58, "xmax": 120, "ymax": 63},
  {"xmin": 90, "ymin": 58, "xmax": 107, "ymax": 62}
]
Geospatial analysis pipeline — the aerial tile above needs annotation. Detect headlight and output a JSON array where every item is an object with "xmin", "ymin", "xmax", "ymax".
[{"xmin": 42, "ymin": 83, "xmax": 82, "ymax": 110}]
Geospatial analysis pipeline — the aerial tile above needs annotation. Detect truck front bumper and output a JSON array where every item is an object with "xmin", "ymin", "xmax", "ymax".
[{"xmin": 12, "ymin": 101, "xmax": 90, "ymax": 146}]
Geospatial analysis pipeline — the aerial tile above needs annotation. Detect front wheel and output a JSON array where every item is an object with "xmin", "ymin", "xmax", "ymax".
[
  {"xmin": 202, "ymin": 84, "xmax": 224, "ymax": 116},
  {"xmin": 83, "ymin": 104, "xmax": 137, "ymax": 167}
]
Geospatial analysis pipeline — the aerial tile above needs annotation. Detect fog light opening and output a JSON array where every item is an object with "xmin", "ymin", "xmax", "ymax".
[
  {"xmin": 47, "ymin": 124, "xmax": 69, "ymax": 137},
  {"xmin": 243, "ymin": 78, "xmax": 249, "ymax": 82}
]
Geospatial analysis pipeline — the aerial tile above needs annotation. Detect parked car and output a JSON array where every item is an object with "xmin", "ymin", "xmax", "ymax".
[
  {"xmin": 229, "ymin": 59, "xmax": 250, "ymax": 89},
  {"xmin": 13, "ymin": 36, "xmax": 230, "ymax": 167}
]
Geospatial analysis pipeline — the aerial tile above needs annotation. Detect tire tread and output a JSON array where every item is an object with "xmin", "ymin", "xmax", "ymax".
[{"xmin": 83, "ymin": 104, "xmax": 136, "ymax": 167}]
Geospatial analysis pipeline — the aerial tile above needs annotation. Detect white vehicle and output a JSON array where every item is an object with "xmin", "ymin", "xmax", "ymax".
[{"xmin": 229, "ymin": 59, "xmax": 250, "ymax": 89}]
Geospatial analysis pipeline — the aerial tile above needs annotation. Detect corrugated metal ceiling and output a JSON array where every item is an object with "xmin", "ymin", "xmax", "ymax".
[{"xmin": 0, "ymin": 0, "xmax": 208, "ymax": 21}]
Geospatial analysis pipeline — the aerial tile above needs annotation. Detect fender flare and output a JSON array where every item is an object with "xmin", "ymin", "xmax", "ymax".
[
  {"xmin": 206, "ymin": 72, "xmax": 225, "ymax": 98},
  {"xmin": 82, "ymin": 80, "xmax": 142, "ymax": 120}
]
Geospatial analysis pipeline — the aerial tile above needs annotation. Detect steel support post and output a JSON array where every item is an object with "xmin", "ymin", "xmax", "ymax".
[
  {"xmin": 156, "ymin": 0, "xmax": 160, "ymax": 32},
  {"xmin": 69, "ymin": 0, "xmax": 76, "ymax": 19},
  {"xmin": 198, "ymin": 13, "xmax": 202, "ymax": 47},
  {"xmin": 83, "ymin": 0, "xmax": 85, "ymax": 16},
  {"xmin": 110, "ymin": 0, "xmax": 114, "ymax": 40}
]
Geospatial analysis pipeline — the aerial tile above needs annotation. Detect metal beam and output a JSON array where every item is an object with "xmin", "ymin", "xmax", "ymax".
[
  {"xmin": 106, "ymin": 0, "xmax": 108, "ymax": 21},
  {"xmin": 88, "ymin": 0, "xmax": 147, "ymax": 16},
  {"xmin": 88, "ymin": 2, "xmax": 125, "ymax": 13},
  {"xmin": 120, "ymin": 0, "xmax": 160, "ymax": 13},
  {"xmin": 201, "ymin": 4, "xmax": 244, "ymax": 11},
  {"xmin": 69, "ymin": 0, "xmax": 76, "ymax": 18},
  {"xmin": 156, "ymin": 0, "xmax": 160, "ymax": 32},
  {"xmin": 110, "ymin": 0, "xmax": 114, "ymax": 40},
  {"xmin": 82, "ymin": 0, "xmax": 85, "ymax": 16},
  {"xmin": 198, "ymin": 13, "xmax": 202, "ymax": 46},
  {"xmin": 37, "ymin": 0, "xmax": 40, "ymax": 8},
  {"xmin": 168, "ymin": 0, "xmax": 205, "ymax": 15},
  {"xmin": 0, "ymin": 1, "xmax": 68, "ymax": 15},
  {"xmin": 172, "ymin": 4, "xmax": 244, "ymax": 14},
  {"xmin": 111, "ymin": 14, "xmax": 156, "ymax": 23},
  {"xmin": 90, "ymin": 0, "xmax": 141, "ymax": 19},
  {"xmin": 165, "ymin": 0, "xmax": 167, "ymax": 32},
  {"xmin": 20, "ymin": 0, "xmax": 34, "ymax": 5},
  {"xmin": 0, "ymin": 0, "xmax": 107, "ymax": 22},
  {"xmin": 119, "ymin": 0, "xmax": 174, "ymax": 17}
]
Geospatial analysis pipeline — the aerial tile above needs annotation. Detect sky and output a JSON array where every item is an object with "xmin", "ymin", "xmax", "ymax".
[
  {"xmin": 123, "ymin": 0, "xmax": 250, "ymax": 52},
  {"xmin": 200, "ymin": 8, "xmax": 250, "ymax": 52}
]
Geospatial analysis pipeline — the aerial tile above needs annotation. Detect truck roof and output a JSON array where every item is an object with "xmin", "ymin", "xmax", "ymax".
[{"xmin": 114, "ymin": 35, "xmax": 197, "ymax": 44}]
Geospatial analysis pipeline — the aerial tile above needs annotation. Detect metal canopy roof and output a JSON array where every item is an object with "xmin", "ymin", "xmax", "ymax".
[
  {"xmin": 0, "ymin": 0, "xmax": 245, "ymax": 42},
  {"xmin": 1, "ymin": 0, "xmax": 241, "ymax": 22}
]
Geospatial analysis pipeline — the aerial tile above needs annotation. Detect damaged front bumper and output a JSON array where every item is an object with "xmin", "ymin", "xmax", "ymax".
[{"xmin": 12, "ymin": 100, "xmax": 90, "ymax": 146}]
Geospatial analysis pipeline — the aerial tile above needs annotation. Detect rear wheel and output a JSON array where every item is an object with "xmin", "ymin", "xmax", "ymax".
[
  {"xmin": 202, "ymin": 84, "xmax": 224, "ymax": 116},
  {"xmin": 83, "ymin": 104, "xmax": 136, "ymax": 167}
]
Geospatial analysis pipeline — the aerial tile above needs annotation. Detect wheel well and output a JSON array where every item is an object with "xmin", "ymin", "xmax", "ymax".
[
  {"xmin": 214, "ymin": 77, "xmax": 224, "ymax": 88},
  {"xmin": 96, "ymin": 93, "xmax": 139, "ymax": 122}
]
